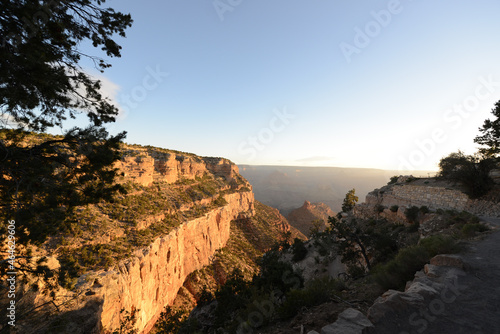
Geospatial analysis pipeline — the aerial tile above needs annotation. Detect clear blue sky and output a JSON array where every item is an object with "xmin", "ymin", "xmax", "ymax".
[{"xmin": 73, "ymin": 0, "xmax": 500, "ymax": 171}]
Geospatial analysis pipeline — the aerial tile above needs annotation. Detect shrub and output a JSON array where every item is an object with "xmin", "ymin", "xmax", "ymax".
[
  {"xmin": 197, "ymin": 286, "xmax": 215, "ymax": 307},
  {"xmin": 419, "ymin": 234, "xmax": 461, "ymax": 255},
  {"xmin": 373, "ymin": 235, "xmax": 460, "ymax": 290},
  {"xmin": 213, "ymin": 195, "xmax": 227, "ymax": 207},
  {"xmin": 213, "ymin": 268, "xmax": 251, "ymax": 327},
  {"xmin": 420, "ymin": 206, "xmax": 430, "ymax": 214},
  {"xmin": 347, "ymin": 264, "xmax": 367, "ymax": 278},
  {"xmin": 155, "ymin": 306, "xmax": 188, "ymax": 334},
  {"xmin": 255, "ymin": 251, "xmax": 303, "ymax": 294},
  {"xmin": 405, "ymin": 176, "xmax": 416, "ymax": 183},
  {"xmin": 373, "ymin": 245, "xmax": 430, "ymax": 290},
  {"xmin": 388, "ymin": 176, "xmax": 399, "ymax": 185},
  {"xmin": 405, "ymin": 206, "xmax": 420, "ymax": 223},
  {"xmin": 406, "ymin": 222, "xmax": 420, "ymax": 233},
  {"xmin": 462, "ymin": 223, "xmax": 489, "ymax": 237},
  {"xmin": 375, "ymin": 204, "xmax": 385, "ymax": 214},
  {"xmin": 277, "ymin": 277, "xmax": 345, "ymax": 319},
  {"xmin": 291, "ymin": 238, "xmax": 308, "ymax": 262},
  {"xmin": 390, "ymin": 205, "xmax": 399, "ymax": 213},
  {"xmin": 438, "ymin": 151, "xmax": 496, "ymax": 198}
]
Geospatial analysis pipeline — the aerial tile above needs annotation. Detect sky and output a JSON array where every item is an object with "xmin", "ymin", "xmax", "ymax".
[{"xmin": 70, "ymin": 0, "xmax": 500, "ymax": 171}]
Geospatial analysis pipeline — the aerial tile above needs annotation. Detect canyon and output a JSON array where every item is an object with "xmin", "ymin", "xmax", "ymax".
[
  {"xmin": 286, "ymin": 201, "xmax": 335, "ymax": 236},
  {"xmin": 5, "ymin": 141, "xmax": 498, "ymax": 334},
  {"xmin": 3, "ymin": 144, "xmax": 288, "ymax": 334}
]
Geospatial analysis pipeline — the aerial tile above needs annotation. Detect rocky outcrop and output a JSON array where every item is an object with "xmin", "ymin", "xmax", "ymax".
[
  {"xmin": 366, "ymin": 254, "xmax": 467, "ymax": 333},
  {"xmin": 287, "ymin": 201, "xmax": 335, "ymax": 236},
  {"xmin": 78, "ymin": 191, "xmax": 255, "ymax": 333},
  {"xmin": 313, "ymin": 308, "xmax": 373, "ymax": 334},
  {"xmin": 115, "ymin": 146, "xmax": 240, "ymax": 187},
  {"xmin": 4, "ymin": 144, "xmax": 258, "ymax": 334}
]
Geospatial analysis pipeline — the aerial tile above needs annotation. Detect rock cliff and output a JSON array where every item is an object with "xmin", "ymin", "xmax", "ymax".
[
  {"xmin": 115, "ymin": 145, "xmax": 240, "ymax": 187},
  {"xmin": 91, "ymin": 191, "xmax": 254, "ymax": 333},
  {"xmin": 5, "ymin": 145, "xmax": 258, "ymax": 334},
  {"xmin": 287, "ymin": 201, "xmax": 335, "ymax": 236}
]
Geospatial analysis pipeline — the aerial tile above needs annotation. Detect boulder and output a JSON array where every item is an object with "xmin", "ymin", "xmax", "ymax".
[
  {"xmin": 430, "ymin": 254, "xmax": 464, "ymax": 269},
  {"xmin": 321, "ymin": 308, "xmax": 373, "ymax": 334}
]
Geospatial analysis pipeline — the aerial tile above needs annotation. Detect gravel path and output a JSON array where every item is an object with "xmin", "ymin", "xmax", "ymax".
[
  {"xmin": 371, "ymin": 217, "xmax": 500, "ymax": 334},
  {"xmin": 423, "ymin": 217, "xmax": 500, "ymax": 334}
]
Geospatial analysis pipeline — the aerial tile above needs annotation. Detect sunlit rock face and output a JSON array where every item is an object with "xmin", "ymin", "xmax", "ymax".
[{"xmin": 95, "ymin": 190, "xmax": 255, "ymax": 333}]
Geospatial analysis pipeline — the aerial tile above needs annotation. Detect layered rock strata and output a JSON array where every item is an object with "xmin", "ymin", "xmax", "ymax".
[
  {"xmin": 115, "ymin": 147, "xmax": 240, "ymax": 187},
  {"xmin": 85, "ymin": 191, "xmax": 255, "ymax": 333}
]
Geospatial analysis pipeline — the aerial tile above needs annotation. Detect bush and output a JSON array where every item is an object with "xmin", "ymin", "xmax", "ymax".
[
  {"xmin": 373, "ymin": 245, "xmax": 430, "ymax": 290},
  {"xmin": 438, "ymin": 151, "xmax": 496, "ymax": 198},
  {"xmin": 406, "ymin": 222, "xmax": 420, "ymax": 233},
  {"xmin": 291, "ymin": 238, "xmax": 308, "ymax": 262},
  {"xmin": 373, "ymin": 235, "xmax": 460, "ymax": 290},
  {"xmin": 419, "ymin": 235, "xmax": 461, "ymax": 255},
  {"xmin": 375, "ymin": 204, "xmax": 385, "ymax": 214},
  {"xmin": 388, "ymin": 176, "xmax": 399, "ymax": 185},
  {"xmin": 390, "ymin": 205, "xmax": 399, "ymax": 213},
  {"xmin": 420, "ymin": 206, "xmax": 430, "ymax": 214},
  {"xmin": 255, "ymin": 251, "xmax": 303, "ymax": 294},
  {"xmin": 197, "ymin": 286, "xmax": 215, "ymax": 307},
  {"xmin": 277, "ymin": 277, "xmax": 345, "ymax": 319},
  {"xmin": 405, "ymin": 206, "xmax": 420, "ymax": 223},
  {"xmin": 462, "ymin": 223, "xmax": 489, "ymax": 237}
]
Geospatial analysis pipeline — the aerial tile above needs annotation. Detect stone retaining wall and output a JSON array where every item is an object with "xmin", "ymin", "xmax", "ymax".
[{"xmin": 365, "ymin": 184, "xmax": 500, "ymax": 217}]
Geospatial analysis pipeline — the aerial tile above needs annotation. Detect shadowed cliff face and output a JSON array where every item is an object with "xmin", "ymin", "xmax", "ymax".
[{"xmin": 3, "ymin": 145, "xmax": 258, "ymax": 334}]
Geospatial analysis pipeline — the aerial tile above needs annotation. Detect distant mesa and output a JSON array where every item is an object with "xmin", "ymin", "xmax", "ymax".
[{"xmin": 287, "ymin": 200, "xmax": 335, "ymax": 236}]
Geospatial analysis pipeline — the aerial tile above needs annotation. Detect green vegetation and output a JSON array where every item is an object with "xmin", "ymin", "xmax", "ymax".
[
  {"xmin": 341, "ymin": 188, "xmax": 359, "ymax": 213},
  {"xmin": 405, "ymin": 206, "xmax": 421, "ymax": 223},
  {"xmin": 155, "ymin": 307, "xmax": 191, "ymax": 334},
  {"xmin": 51, "ymin": 159, "xmax": 250, "ymax": 287},
  {"xmin": 0, "ymin": 1, "xmax": 132, "ymax": 314},
  {"xmin": 438, "ymin": 151, "xmax": 495, "ymax": 198},
  {"xmin": 461, "ymin": 223, "xmax": 490, "ymax": 237},
  {"xmin": 111, "ymin": 309, "xmax": 139, "ymax": 334},
  {"xmin": 435, "ymin": 99, "xmax": 500, "ymax": 198},
  {"xmin": 277, "ymin": 276, "xmax": 346, "ymax": 319},
  {"xmin": 388, "ymin": 176, "xmax": 399, "ymax": 185},
  {"xmin": 1, "ymin": 0, "xmax": 132, "ymax": 244},
  {"xmin": 373, "ymin": 235, "xmax": 461, "ymax": 290},
  {"xmin": 152, "ymin": 190, "xmax": 492, "ymax": 334},
  {"xmin": 474, "ymin": 100, "xmax": 500, "ymax": 157},
  {"xmin": 291, "ymin": 238, "xmax": 308, "ymax": 262}
]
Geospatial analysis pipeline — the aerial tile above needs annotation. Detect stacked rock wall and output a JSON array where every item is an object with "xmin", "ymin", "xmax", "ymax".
[{"xmin": 365, "ymin": 183, "xmax": 500, "ymax": 217}]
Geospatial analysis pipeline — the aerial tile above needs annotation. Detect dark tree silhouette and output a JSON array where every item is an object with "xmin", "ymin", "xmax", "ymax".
[
  {"xmin": 438, "ymin": 151, "xmax": 495, "ymax": 199},
  {"xmin": 0, "ymin": 0, "xmax": 132, "ymax": 245},
  {"xmin": 474, "ymin": 100, "xmax": 500, "ymax": 157}
]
